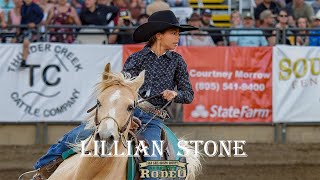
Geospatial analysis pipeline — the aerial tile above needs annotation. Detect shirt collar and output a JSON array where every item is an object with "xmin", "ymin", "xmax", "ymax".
[{"xmin": 142, "ymin": 46, "xmax": 175, "ymax": 60}]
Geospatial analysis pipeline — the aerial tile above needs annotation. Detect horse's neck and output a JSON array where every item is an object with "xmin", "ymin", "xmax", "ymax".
[{"xmin": 74, "ymin": 142, "xmax": 128, "ymax": 180}]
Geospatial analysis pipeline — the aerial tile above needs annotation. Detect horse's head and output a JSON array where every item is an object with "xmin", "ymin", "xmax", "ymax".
[{"xmin": 89, "ymin": 63, "xmax": 144, "ymax": 154}]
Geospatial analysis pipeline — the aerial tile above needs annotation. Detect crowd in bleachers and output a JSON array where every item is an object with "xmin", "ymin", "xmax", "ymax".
[{"xmin": 0, "ymin": 0, "xmax": 320, "ymax": 46}]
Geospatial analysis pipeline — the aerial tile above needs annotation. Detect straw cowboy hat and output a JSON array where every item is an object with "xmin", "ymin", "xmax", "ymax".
[{"xmin": 133, "ymin": 10, "xmax": 198, "ymax": 43}]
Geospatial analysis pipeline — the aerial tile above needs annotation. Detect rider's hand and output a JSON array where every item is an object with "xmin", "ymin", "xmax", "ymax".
[
  {"xmin": 162, "ymin": 90, "xmax": 178, "ymax": 101},
  {"xmin": 130, "ymin": 116, "xmax": 141, "ymax": 131}
]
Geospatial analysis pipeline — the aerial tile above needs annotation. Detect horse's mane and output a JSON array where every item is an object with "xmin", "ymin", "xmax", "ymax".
[{"xmin": 69, "ymin": 71, "xmax": 137, "ymax": 152}]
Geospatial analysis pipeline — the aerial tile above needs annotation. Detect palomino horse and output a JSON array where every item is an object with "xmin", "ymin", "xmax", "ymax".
[{"xmin": 47, "ymin": 63, "xmax": 201, "ymax": 180}]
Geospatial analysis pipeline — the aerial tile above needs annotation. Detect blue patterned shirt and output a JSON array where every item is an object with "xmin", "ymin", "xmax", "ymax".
[{"xmin": 123, "ymin": 46, "xmax": 194, "ymax": 107}]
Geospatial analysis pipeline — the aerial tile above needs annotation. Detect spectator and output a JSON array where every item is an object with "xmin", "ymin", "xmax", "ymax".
[
  {"xmin": 167, "ymin": 0, "xmax": 188, "ymax": 7},
  {"xmin": 7, "ymin": 0, "xmax": 22, "ymax": 43},
  {"xmin": 80, "ymin": 0, "xmax": 118, "ymax": 26},
  {"xmin": 254, "ymin": 0, "xmax": 280, "ymax": 27},
  {"xmin": 312, "ymin": 0, "xmax": 320, "ymax": 15},
  {"xmin": 19, "ymin": 0, "xmax": 43, "ymax": 67},
  {"xmin": 229, "ymin": 12, "xmax": 268, "ymax": 46},
  {"xmin": 259, "ymin": 10, "xmax": 276, "ymax": 45},
  {"xmin": 201, "ymin": 9, "xmax": 224, "ymax": 46},
  {"xmin": 46, "ymin": 0, "xmax": 81, "ymax": 43},
  {"xmin": 286, "ymin": 0, "xmax": 314, "ymax": 22},
  {"xmin": 296, "ymin": 17, "xmax": 309, "ymax": 45},
  {"xmin": 108, "ymin": 9, "xmax": 135, "ymax": 44},
  {"xmin": 129, "ymin": 0, "xmax": 143, "ymax": 25},
  {"xmin": 179, "ymin": 12, "xmax": 215, "ymax": 46},
  {"xmin": 136, "ymin": 13, "xmax": 149, "ymax": 26},
  {"xmin": 230, "ymin": 10, "xmax": 242, "ymax": 28},
  {"xmin": 146, "ymin": 0, "xmax": 169, "ymax": 16},
  {"xmin": 272, "ymin": 8, "xmax": 293, "ymax": 45},
  {"xmin": 309, "ymin": 11, "xmax": 320, "ymax": 46}
]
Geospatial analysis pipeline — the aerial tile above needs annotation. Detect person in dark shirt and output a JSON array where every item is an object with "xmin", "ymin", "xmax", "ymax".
[
  {"xmin": 80, "ymin": 0, "xmax": 118, "ymax": 26},
  {"xmin": 19, "ymin": 0, "xmax": 43, "ymax": 67},
  {"xmin": 122, "ymin": 11, "xmax": 195, "ymax": 175},
  {"xmin": 31, "ymin": 10, "xmax": 196, "ymax": 180},
  {"xmin": 254, "ymin": 0, "xmax": 280, "ymax": 27}
]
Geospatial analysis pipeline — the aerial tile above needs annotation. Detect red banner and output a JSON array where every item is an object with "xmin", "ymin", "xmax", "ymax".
[{"xmin": 123, "ymin": 46, "xmax": 272, "ymax": 123}]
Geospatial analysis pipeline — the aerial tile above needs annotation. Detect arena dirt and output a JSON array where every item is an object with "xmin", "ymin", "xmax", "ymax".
[{"xmin": 1, "ymin": 143, "xmax": 320, "ymax": 180}]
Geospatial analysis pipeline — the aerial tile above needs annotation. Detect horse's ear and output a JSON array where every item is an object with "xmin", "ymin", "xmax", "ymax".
[
  {"xmin": 129, "ymin": 70, "xmax": 145, "ymax": 92},
  {"xmin": 103, "ymin": 63, "xmax": 111, "ymax": 80}
]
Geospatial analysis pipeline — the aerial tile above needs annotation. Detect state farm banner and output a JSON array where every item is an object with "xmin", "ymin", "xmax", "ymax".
[
  {"xmin": 273, "ymin": 45, "xmax": 320, "ymax": 122},
  {"xmin": 0, "ymin": 43, "xmax": 122, "ymax": 122},
  {"xmin": 178, "ymin": 47, "xmax": 272, "ymax": 123},
  {"xmin": 123, "ymin": 46, "xmax": 272, "ymax": 123}
]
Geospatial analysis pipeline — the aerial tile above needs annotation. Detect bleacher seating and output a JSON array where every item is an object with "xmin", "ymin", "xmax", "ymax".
[{"xmin": 188, "ymin": 0, "xmax": 231, "ymax": 27}]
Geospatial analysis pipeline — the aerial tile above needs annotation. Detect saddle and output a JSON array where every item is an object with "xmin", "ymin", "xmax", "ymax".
[{"xmin": 128, "ymin": 124, "xmax": 185, "ymax": 180}]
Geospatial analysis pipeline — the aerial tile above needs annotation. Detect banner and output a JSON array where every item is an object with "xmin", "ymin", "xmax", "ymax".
[
  {"xmin": 273, "ymin": 45, "xmax": 320, "ymax": 122},
  {"xmin": 123, "ymin": 46, "xmax": 272, "ymax": 123},
  {"xmin": 0, "ymin": 43, "xmax": 122, "ymax": 122},
  {"xmin": 180, "ymin": 47, "xmax": 272, "ymax": 123}
]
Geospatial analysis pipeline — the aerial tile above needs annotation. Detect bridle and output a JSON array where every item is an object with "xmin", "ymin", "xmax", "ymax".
[
  {"xmin": 85, "ymin": 93, "xmax": 172, "ymax": 154},
  {"xmin": 86, "ymin": 99, "xmax": 136, "ymax": 150}
]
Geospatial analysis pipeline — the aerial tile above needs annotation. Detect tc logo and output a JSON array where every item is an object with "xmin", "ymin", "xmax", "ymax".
[{"xmin": 25, "ymin": 64, "xmax": 61, "ymax": 87}]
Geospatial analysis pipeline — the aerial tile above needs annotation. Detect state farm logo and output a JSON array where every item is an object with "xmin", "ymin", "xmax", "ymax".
[
  {"xmin": 7, "ymin": 43, "xmax": 83, "ymax": 118},
  {"xmin": 191, "ymin": 105, "xmax": 209, "ymax": 118},
  {"xmin": 190, "ymin": 104, "xmax": 270, "ymax": 119}
]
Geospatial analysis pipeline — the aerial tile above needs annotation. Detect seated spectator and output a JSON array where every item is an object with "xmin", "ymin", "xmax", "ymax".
[
  {"xmin": 146, "ymin": 0, "xmax": 169, "ymax": 16},
  {"xmin": 309, "ymin": 11, "xmax": 320, "ymax": 46},
  {"xmin": 129, "ymin": 0, "xmax": 143, "ymax": 25},
  {"xmin": 19, "ymin": 0, "xmax": 43, "ymax": 67},
  {"xmin": 312, "ymin": 0, "xmax": 320, "ymax": 14},
  {"xmin": 136, "ymin": 13, "xmax": 149, "ymax": 26},
  {"xmin": 229, "ymin": 12, "xmax": 268, "ymax": 47},
  {"xmin": 46, "ymin": 0, "xmax": 81, "ymax": 43},
  {"xmin": 271, "ymin": 8, "xmax": 293, "ymax": 45},
  {"xmin": 108, "ymin": 9, "xmax": 135, "ymax": 44},
  {"xmin": 230, "ymin": 10, "xmax": 242, "ymax": 28},
  {"xmin": 286, "ymin": 0, "xmax": 314, "ymax": 22},
  {"xmin": 80, "ymin": 0, "xmax": 118, "ymax": 26},
  {"xmin": 259, "ymin": 10, "xmax": 276, "ymax": 46},
  {"xmin": 167, "ymin": 0, "xmax": 189, "ymax": 7},
  {"xmin": 201, "ymin": 9, "xmax": 224, "ymax": 46},
  {"xmin": 296, "ymin": 17, "xmax": 309, "ymax": 45},
  {"xmin": 179, "ymin": 12, "xmax": 215, "ymax": 46},
  {"xmin": 7, "ymin": 0, "xmax": 22, "ymax": 43},
  {"xmin": 254, "ymin": 0, "xmax": 280, "ymax": 27}
]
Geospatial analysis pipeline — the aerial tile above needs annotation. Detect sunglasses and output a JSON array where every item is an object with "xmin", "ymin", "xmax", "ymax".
[{"xmin": 279, "ymin": 14, "xmax": 288, "ymax": 17}]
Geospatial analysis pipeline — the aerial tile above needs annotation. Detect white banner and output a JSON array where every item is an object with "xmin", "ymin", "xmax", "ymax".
[
  {"xmin": 0, "ymin": 43, "xmax": 123, "ymax": 122},
  {"xmin": 273, "ymin": 45, "xmax": 320, "ymax": 122}
]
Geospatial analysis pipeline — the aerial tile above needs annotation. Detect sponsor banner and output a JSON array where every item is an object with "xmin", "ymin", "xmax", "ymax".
[
  {"xmin": 0, "ymin": 43, "xmax": 122, "ymax": 122},
  {"xmin": 273, "ymin": 45, "xmax": 320, "ymax": 122},
  {"xmin": 123, "ymin": 46, "xmax": 272, "ymax": 123},
  {"xmin": 178, "ymin": 47, "xmax": 272, "ymax": 122}
]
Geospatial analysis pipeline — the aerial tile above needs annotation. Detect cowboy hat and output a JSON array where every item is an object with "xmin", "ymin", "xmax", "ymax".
[{"xmin": 133, "ymin": 10, "xmax": 198, "ymax": 43}]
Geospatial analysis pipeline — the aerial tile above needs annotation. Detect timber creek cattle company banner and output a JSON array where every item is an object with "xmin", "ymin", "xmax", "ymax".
[
  {"xmin": 123, "ymin": 46, "xmax": 272, "ymax": 123},
  {"xmin": 273, "ymin": 46, "xmax": 320, "ymax": 122},
  {"xmin": 0, "ymin": 43, "xmax": 122, "ymax": 122}
]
